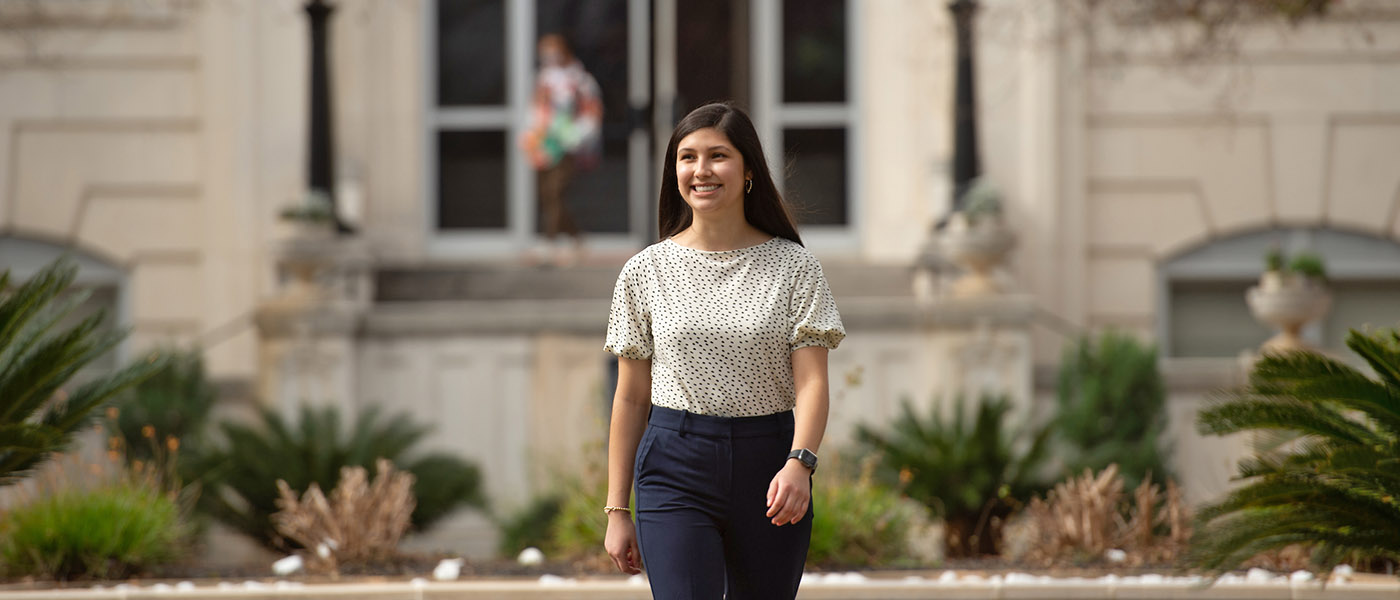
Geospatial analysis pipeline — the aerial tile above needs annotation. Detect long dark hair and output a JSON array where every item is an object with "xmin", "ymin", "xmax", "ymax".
[{"xmin": 657, "ymin": 102, "xmax": 802, "ymax": 245}]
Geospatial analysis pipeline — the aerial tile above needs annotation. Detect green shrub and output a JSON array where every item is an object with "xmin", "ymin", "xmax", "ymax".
[
  {"xmin": 537, "ymin": 441, "xmax": 614, "ymax": 563},
  {"xmin": 1055, "ymin": 330, "xmax": 1171, "ymax": 491},
  {"xmin": 855, "ymin": 394, "xmax": 1051, "ymax": 558},
  {"xmin": 1262, "ymin": 248, "xmax": 1328, "ymax": 280},
  {"xmin": 0, "ymin": 478, "xmax": 188, "ymax": 580},
  {"xmin": 1287, "ymin": 252, "xmax": 1327, "ymax": 280},
  {"xmin": 808, "ymin": 456, "xmax": 927, "ymax": 568},
  {"xmin": 186, "ymin": 404, "xmax": 486, "ymax": 551},
  {"xmin": 1192, "ymin": 327, "xmax": 1400, "ymax": 577},
  {"xmin": 504, "ymin": 448, "xmax": 926, "ymax": 570},
  {"xmin": 1264, "ymin": 247, "xmax": 1285, "ymax": 272},
  {"xmin": 0, "ymin": 258, "xmax": 166, "ymax": 486},
  {"xmin": 495, "ymin": 438, "xmax": 614, "ymax": 565},
  {"xmin": 497, "ymin": 494, "xmax": 565, "ymax": 557},
  {"xmin": 548, "ymin": 470, "xmax": 610, "ymax": 562}
]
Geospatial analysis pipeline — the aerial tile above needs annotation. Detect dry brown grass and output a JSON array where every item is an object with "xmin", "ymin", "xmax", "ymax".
[
  {"xmin": 1018, "ymin": 464, "xmax": 1191, "ymax": 568},
  {"xmin": 1241, "ymin": 544, "xmax": 1314, "ymax": 573},
  {"xmin": 271, "ymin": 458, "xmax": 415, "ymax": 575}
]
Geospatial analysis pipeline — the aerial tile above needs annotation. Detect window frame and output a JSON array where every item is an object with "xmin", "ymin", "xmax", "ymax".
[
  {"xmin": 753, "ymin": 0, "xmax": 861, "ymax": 254},
  {"xmin": 422, "ymin": 0, "xmax": 863, "ymax": 258},
  {"xmin": 425, "ymin": 0, "xmax": 655, "ymax": 258}
]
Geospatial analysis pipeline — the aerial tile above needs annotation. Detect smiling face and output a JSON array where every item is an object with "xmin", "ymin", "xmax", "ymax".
[{"xmin": 675, "ymin": 127, "xmax": 751, "ymax": 218}]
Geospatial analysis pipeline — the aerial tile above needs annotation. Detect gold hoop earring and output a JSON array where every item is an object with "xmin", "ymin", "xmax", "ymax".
[{"xmin": 745, "ymin": 179, "xmax": 753, "ymax": 194}]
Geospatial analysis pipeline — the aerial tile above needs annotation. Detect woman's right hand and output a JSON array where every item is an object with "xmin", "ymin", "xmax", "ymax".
[{"xmin": 604, "ymin": 513, "xmax": 642, "ymax": 574}]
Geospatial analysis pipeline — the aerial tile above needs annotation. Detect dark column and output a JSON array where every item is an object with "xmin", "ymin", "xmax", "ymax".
[
  {"xmin": 306, "ymin": 0, "xmax": 347, "ymax": 233},
  {"xmin": 949, "ymin": 0, "xmax": 981, "ymax": 210}
]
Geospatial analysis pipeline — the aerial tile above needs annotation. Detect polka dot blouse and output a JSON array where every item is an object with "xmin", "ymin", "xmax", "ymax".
[{"xmin": 604, "ymin": 235, "xmax": 846, "ymax": 417}]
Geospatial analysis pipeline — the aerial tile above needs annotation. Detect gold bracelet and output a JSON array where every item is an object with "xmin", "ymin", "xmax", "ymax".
[{"xmin": 603, "ymin": 506, "xmax": 631, "ymax": 515}]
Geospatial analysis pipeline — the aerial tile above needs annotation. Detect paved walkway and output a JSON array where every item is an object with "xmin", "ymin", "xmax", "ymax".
[{"xmin": 1, "ymin": 571, "xmax": 1398, "ymax": 600}]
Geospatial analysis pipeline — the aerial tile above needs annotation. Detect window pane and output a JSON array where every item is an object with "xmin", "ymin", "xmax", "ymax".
[
  {"xmin": 783, "ymin": 127, "xmax": 847, "ymax": 226},
  {"xmin": 65, "ymin": 285, "xmax": 119, "ymax": 376},
  {"xmin": 1323, "ymin": 281, "xmax": 1400, "ymax": 350},
  {"xmin": 782, "ymin": 0, "xmax": 845, "ymax": 104},
  {"xmin": 438, "ymin": 130, "xmax": 507, "ymax": 229},
  {"xmin": 534, "ymin": 0, "xmax": 630, "ymax": 233},
  {"xmin": 437, "ymin": 0, "xmax": 506, "ymax": 106},
  {"xmin": 1169, "ymin": 281, "xmax": 1272, "ymax": 358},
  {"xmin": 676, "ymin": 0, "xmax": 750, "ymax": 114}
]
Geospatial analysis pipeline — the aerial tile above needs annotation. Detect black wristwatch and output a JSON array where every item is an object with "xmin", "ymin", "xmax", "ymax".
[{"xmin": 787, "ymin": 448, "xmax": 818, "ymax": 471}]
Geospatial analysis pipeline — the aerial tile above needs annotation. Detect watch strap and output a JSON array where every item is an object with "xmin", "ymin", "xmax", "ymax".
[{"xmin": 787, "ymin": 448, "xmax": 818, "ymax": 471}]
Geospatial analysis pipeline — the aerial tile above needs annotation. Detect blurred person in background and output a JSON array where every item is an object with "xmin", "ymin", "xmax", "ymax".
[{"xmin": 520, "ymin": 33, "xmax": 602, "ymax": 267}]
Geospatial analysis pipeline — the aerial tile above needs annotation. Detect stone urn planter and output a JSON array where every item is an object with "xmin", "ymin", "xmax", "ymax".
[
  {"xmin": 286, "ymin": 219, "xmax": 335, "ymax": 241},
  {"xmin": 1246, "ymin": 271, "xmax": 1331, "ymax": 354},
  {"xmin": 938, "ymin": 211, "xmax": 1016, "ymax": 297}
]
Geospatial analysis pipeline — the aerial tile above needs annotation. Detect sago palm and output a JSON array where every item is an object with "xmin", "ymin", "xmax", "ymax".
[
  {"xmin": 187, "ymin": 404, "xmax": 486, "ymax": 551},
  {"xmin": 1193, "ymin": 327, "xmax": 1400, "ymax": 575},
  {"xmin": 855, "ymin": 394, "xmax": 1051, "ymax": 557},
  {"xmin": 0, "ymin": 258, "xmax": 165, "ymax": 485}
]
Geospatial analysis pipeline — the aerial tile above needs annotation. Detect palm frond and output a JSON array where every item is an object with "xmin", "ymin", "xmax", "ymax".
[
  {"xmin": 0, "ymin": 258, "xmax": 164, "ymax": 487},
  {"xmin": 1193, "ymin": 326, "xmax": 1400, "ymax": 576},
  {"xmin": 1197, "ymin": 396, "xmax": 1381, "ymax": 446},
  {"xmin": 1347, "ymin": 327, "xmax": 1400, "ymax": 392},
  {"xmin": 1248, "ymin": 350, "xmax": 1400, "ymax": 435}
]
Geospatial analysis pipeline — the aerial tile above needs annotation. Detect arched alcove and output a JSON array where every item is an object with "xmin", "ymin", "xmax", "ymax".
[{"xmin": 1158, "ymin": 228, "xmax": 1400, "ymax": 358}]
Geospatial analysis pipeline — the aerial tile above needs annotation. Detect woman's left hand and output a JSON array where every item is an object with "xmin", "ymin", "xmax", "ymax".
[{"xmin": 765, "ymin": 460, "xmax": 812, "ymax": 526}]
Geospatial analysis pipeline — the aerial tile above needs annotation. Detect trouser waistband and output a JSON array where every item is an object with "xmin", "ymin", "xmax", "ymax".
[{"xmin": 646, "ymin": 404, "xmax": 794, "ymax": 438}]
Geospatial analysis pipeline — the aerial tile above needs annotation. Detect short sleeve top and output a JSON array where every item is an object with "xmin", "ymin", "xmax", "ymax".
[{"xmin": 603, "ymin": 235, "xmax": 846, "ymax": 417}]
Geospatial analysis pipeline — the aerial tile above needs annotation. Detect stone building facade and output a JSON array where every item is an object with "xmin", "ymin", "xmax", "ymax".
[{"xmin": 2, "ymin": 0, "xmax": 1398, "ymax": 558}]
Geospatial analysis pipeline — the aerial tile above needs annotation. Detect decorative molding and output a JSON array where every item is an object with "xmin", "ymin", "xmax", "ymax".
[
  {"xmin": 1087, "ymin": 313, "xmax": 1156, "ymax": 328},
  {"xmin": 71, "ymin": 182, "xmax": 200, "ymax": 242},
  {"xmin": 1085, "ymin": 113, "xmax": 1270, "ymax": 128},
  {"xmin": 1087, "ymin": 246, "xmax": 1156, "ymax": 260},
  {"xmin": 10, "ymin": 118, "xmax": 199, "ymax": 134},
  {"xmin": 0, "ymin": 0, "xmax": 191, "ymax": 28},
  {"xmin": 0, "ymin": 57, "xmax": 198, "ymax": 70},
  {"xmin": 130, "ymin": 318, "xmax": 201, "ymax": 335},
  {"xmin": 1087, "ymin": 178, "xmax": 1216, "ymax": 237},
  {"xmin": 6, "ymin": 118, "xmax": 201, "ymax": 220},
  {"xmin": 1088, "ymin": 51, "xmax": 1400, "ymax": 68},
  {"xmin": 129, "ymin": 248, "xmax": 201, "ymax": 265}
]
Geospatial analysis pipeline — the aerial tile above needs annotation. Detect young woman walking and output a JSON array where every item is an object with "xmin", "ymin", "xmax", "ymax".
[{"xmin": 602, "ymin": 102, "xmax": 846, "ymax": 599}]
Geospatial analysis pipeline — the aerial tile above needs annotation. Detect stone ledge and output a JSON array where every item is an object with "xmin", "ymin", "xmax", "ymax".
[
  {"xmin": 372, "ymin": 262, "xmax": 917, "ymax": 303},
  {"xmin": 356, "ymin": 295, "xmax": 1037, "ymax": 337}
]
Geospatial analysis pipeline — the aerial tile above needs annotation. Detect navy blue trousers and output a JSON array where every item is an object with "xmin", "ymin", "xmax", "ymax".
[{"xmin": 634, "ymin": 405, "xmax": 812, "ymax": 600}]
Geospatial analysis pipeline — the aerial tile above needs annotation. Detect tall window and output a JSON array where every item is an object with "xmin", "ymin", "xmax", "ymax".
[
  {"xmin": 776, "ymin": 0, "xmax": 852, "ymax": 231},
  {"xmin": 431, "ymin": 0, "xmax": 637, "ymax": 249},
  {"xmin": 434, "ymin": 0, "xmax": 511, "ymax": 232}
]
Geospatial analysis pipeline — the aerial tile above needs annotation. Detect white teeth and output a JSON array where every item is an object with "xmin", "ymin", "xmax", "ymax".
[{"xmin": 694, "ymin": 184, "xmax": 720, "ymax": 192}]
